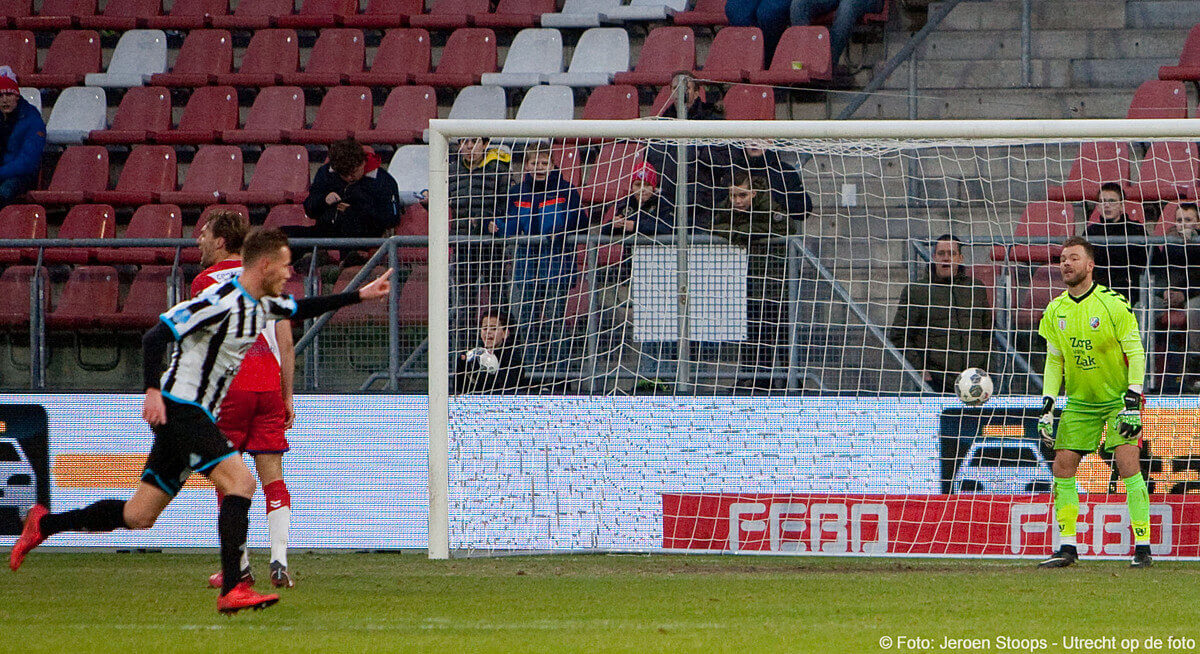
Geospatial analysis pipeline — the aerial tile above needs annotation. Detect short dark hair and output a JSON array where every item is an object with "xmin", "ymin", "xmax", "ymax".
[
  {"xmin": 205, "ymin": 210, "xmax": 248, "ymax": 253},
  {"xmin": 1061, "ymin": 235, "xmax": 1095, "ymax": 260},
  {"xmin": 729, "ymin": 170, "xmax": 765, "ymax": 190},
  {"xmin": 328, "ymin": 138, "xmax": 367, "ymax": 177},
  {"xmin": 242, "ymin": 227, "xmax": 290, "ymax": 266},
  {"xmin": 480, "ymin": 309, "xmax": 511, "ymax": 328},
  {"xmin": 1099, "ymin": 181, "xmax": 1124, "ymax": 199},
  {"xmin": 933, "ymin": 233, "xmax": 962, "ymax": 254},
  {"xmin": 1179, "ymin": 202, "xmax": 1199, "ymax": 217}
]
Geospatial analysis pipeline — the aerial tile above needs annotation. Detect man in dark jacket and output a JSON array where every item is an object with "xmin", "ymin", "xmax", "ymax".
[
  {"xmin": 292, "ymin": 138, "xmax": 401, "ymax": 240},
  {"xmin": 1086, "ymin": 181, "xmax": 1148, "ymax": 307},
  {"xmin": 0, "ymin": 68, "xmax": 45, "ymax": 209},
  {"xmin": 889, "ymin": 235, "xmax": 993, "ymax": 393},
  {"xmin": 454, "ymin": 310, "xmax": 531, "ymax": 394},
  {"xmin": 1151, "ymin": 202, "xmax": 1200, "ymax": 392},
  {"xmin": 449, "ymin": 137, "xmax": 512, "ymax": 318}
]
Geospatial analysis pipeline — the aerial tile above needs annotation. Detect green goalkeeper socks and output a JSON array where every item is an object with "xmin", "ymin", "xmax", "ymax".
[
  {"xmin": 1124, "ymin": 473, "xmax": 1151, "ymax": 545},
  {"xmin": 1053, "ymin": 477, "xmax": 1079, "ymax": 542}
]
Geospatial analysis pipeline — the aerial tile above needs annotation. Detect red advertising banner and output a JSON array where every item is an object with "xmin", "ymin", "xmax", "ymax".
[{"xmin": 662, "ymin": 494, "xmax": 1200, "ymax": 557}]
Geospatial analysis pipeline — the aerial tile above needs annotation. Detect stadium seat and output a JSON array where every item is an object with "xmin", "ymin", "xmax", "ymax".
[
  {"xmin": 220, "ymin": 86, "xmax": 305, "ymax": 145},
  {"xmin": 19, "ymin": 87, "xmax": 40, "ymax": 113},
  {"xmin": 408, "ymin": 0, "xmax": 490, "ymax": 30},
  {"xmin": 613, "ymin": 26, "xmax": 694, "ymax": 86},
  {"xmin": 991, "ymin": 201, "xmax": 1076, "ymax": 264},
  {"xmin": 390, "ymin": 145, "xmax": 430, "ymax": 205},
  {"xmin": 967, "ymin": 263, "xmax": 999, "ymax": 311},
  {"xmin": 153, "ymin": 85, "xmax": 238, "ymax": 145},
  {"xmin": 747, "ymin": 25, "xmax": 831, "ymax": 85},
  {"xmin": 356, "ymin": 85, "xmax": 437, "ymax": 145},
  {"xmin": 159, "ymin": 145, "xmax": 242, "ymax": 205},
  {"xmin": 1015, "ymin": 265, "xmax": 1066, "ymax": 328},
  {"xmin": 0, "ymin": 266, "xmax": 47, "ymax": 329},
  {"xmin": 264, "ymin": 203, "xmax": 313, "ymax": 230},
  {"xmin": 551, "ymin": 140, "xmax": 582, "ymax": 186},
  {"xmin": 79, "ymin": 0, "xmax": 161, "ymax": 30},
  {"xmin": 214, "ymin": 29, "xmax": 299, "ymax": 87},
  {"xmin": 148, "ymin": 30, "xmax": 233, "ymax": 87},
  {"xmin": 1129, "ymin": 141, "xmax": 1199, "ymax": 202},
  {"xmin": 284, "ymin": 86, "xmax": 373, "ymax": 144},
  {"xmin": 280, "ymin": 28, "xmax": 364, "ymax": 86},
  {"xmin": 541, "ymin": 0, "xmax": 618, "ymax": 28},
  {"xmin": 673, "ymin": 0, "xmax": 727, "ymax": 26},
  {"xmin": 1127, "ymin": 80, "xmax": 1188, "ymax": 119},
  {"xmin": 481, "ymin": 28, "xmax": 563, "ymax": 88},
  {"xmin": 84, "ymin": 29, "xmax": 168, "ymax": 88},
  {"xmin": 411, "ymin": 28, "xmax": 497, "ymax": 88},
  {"xmin": 343, "ymin": 0, "xmax": 422, "ymax": 29},
  {"xmin": 27, "ymin": 146, "xmax": 108, "ymax": 205},
  {"xmin": 1045, "ymin": 142, "xmax": 1130, "ymax": 203},
  {"xmin": 1159, "ymin": 24, "xmax": 1200, "ymax": 81},
  {"xmin": 447, "ymin": 85, "xmax": 507, "ymax": 121},
  {"xmin": 43, "ymin": 204, "xmax": 116, "ymax": 265},
  {"xmin": 0, "ymin": 30, "xmax": 37, "ymax": 78},
  {"xmin": 14, "ymin": 0, "xmax": 95, "ymax": 30},
  {"xmin": 44, "ymin": 86, "xmax": 106, "ymax": 144},
  {"xmin": 95, "ymin": 204, "xmax": 182, "ymax": 265},
  {"xmin": 95, "ymin": 265, "xmax": 175, "ymax": 330},
  {"xmin": 475, "ymin": 0, "xmax": 556, "ymax": 28},
  {"xmin": 88, "ymin": 86, "xmax": 171, "ymax": 145},
  {"xmin": 695, "ymin": 26, "xmax": 763, "ymax": 83},
  {"xmin": 223, "ymin": 145, "xmax": 309, "ymax": 205},
  {"xmin": 582, "ymin": 85, "xmax": 639, "ymax": 120},
  {"xmin": 1, "ymin": 0, "xmax": 33, "ymax": 28},
  {"xmin": 346, "ymin": 29, "xmax": 430, "ymax": 87},
  {"xmin": 581, "ymin": 141, "xmax": 644, "ymax": 204},
  {"xmin": 1087, "ymin": 200, "xmax": 1144, "ymax": 225},
  {"xmin": 394, "ymin": 203, "xmax": 429, "ymax": 263},
  {"xmin": 47, "ymin": 266, "xmax": 120, "ymax": 329},
  {"xmin": 547, "ymin": 27, "xmax": 629, "ymax": 87},
  {"xmin": 330, "ymin": 265, "xmax": 395, "ymax": 324},
  {"xmin": 0, "ymin": 204, "xmax": 47, "ymax": 264},
  {"xmin": 145, "ymin": 0, "xmax": 229, "ymax": 29},
  {"xmin": 22, "ymin": 30, "xmax": 101, "ymax": 88},
  {"xmin": 395, "ymin": 265, "xmax": 428, "ymax": 324},
  {"xmin": 722, "ymin": 84, "xmax": 774, "ymax": 120},
  {"xmin": 210, "ymin": 0, "xmax": 292, "ymax": 29},
  {"xmin": 276, "ymin": 0, "xmax": 358, "ymax": 28},
  {"xmin": 515, "ymin": 85, "xmax": 574, "ymax": 121},
  {"xmin": 91, "ymin": 145, "xmax": 177, "ymax": 206},
  {"xmin": 601, "ymin": 0, "xmax": 688, "ymax": 23}
]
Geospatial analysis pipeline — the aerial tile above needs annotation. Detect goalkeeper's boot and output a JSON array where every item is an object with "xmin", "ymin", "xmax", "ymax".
[
  {"xmin": 208, "ymin": 567, "xmax": 254, "ymax": 589},
  {"xmin": 270, "ymin": 560, "xmax": 294, "ymax": 588},
  {"xmin": 1038, "ymin": 545, "xmax": 1078, "ymax": 568},
  {"xmin": 217, "ymin": 581, "xmax": 279, "ymax": 614},
  {"xmin": 9, "ymin": 504, "xmax": 48, "ymax": 571},
  {"xmin": 1130, "ymin": 545, "xmax": 1153, "ymax": 568}
]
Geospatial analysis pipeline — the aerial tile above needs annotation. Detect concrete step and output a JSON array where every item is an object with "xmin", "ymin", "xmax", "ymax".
[
  {"xmin": 1126, "ymin": 0, "xmax": 1200, "ymax": 29},
  {"xmin": 932, "ymin": 0, "xmax": 1127, "ymax": 31},
  {"xmin": 882, "ymin": 58, "xmax": 1072, "ymax": 89},
  {"xmin": 888, "ymin": 28, "xmax": 1187, "ymax": 61},
  {"xmin": 1071, "ymin": 56, "xmax": 1179, "ymax": 87},
  {"xmin": 833, "ymin": 87, "xmax": 1135, "ymax": 119}
]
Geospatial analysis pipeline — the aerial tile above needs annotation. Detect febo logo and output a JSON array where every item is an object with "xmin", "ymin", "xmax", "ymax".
[
  {"xmin": 667, "ymin": 496, "xmax": 890, "ymax": 554},
  {"xmin": 1009, "ymin": 502, "xmax": 1175, "ymax": 556}
]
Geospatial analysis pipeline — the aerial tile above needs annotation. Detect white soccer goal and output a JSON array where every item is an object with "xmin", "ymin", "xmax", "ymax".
[{"xmin": 426, "ymin": 118, "xmax": 1200, "ymax": 560}]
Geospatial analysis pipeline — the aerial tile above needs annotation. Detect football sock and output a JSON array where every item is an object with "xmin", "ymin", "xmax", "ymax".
[
  {"xmin": 218, "ymin": 494, "xmax": 252, "ymax": 596},
  {"xmin": 1124, "ymin": 473, "xmax": 1151, "ymax": 545},
  {"xmin": 264, "ymin": 479, "xmax": 291, "ymax": 567},
  {"xmin": 40, "ymin": 500, "xmax": 128, "ymax": 536},
  {"xmin": 1054, "ymin": 476, "xmax": 1079, "ymax": 545}
]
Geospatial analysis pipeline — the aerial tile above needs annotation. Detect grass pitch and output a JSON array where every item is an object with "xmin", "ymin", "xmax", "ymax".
[{"xmin": 2, "ymin": 552, "xmax": 1198, "ymax": 653}]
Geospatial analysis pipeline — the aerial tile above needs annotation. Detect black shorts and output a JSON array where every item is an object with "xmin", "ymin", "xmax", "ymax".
[{"xmin": 140, "ymin": 398, "xmax": 238, "ymax": 496}]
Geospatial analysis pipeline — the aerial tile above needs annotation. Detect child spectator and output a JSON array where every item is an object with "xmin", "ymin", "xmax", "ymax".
[
  {"xmin": 454, "ymin": 310, "xmax": 530, "ymax": 394},
  {"xmin": 0, "ymin": 66, "xmax": 45, "ymax": 209},
  {"xmin": 448, "ymin": 137, "xmax": 512, "ymax": 319}
]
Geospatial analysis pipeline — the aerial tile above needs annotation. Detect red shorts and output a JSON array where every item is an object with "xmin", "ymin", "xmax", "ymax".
[{"xmin": 216, "ymin": 389, "xmax": 289, "ymax": 454}]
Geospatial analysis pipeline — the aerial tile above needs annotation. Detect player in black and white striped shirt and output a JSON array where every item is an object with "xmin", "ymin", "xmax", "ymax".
[{"xmin": 9, "ymin": 228, "xmax": 391, "ymax": 614}]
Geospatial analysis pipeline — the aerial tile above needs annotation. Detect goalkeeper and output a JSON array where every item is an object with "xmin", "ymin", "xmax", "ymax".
[{"xmin": 1037, "ymin": 236, "xmax": 1151, "ymax": 568}]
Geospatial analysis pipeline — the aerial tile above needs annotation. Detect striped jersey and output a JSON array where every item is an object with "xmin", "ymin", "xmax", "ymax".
[
  {"xmin": 158, "ymin": 278, "xmax": 298, "ymax": 420},
  {"xmin": 192, "ymin": 258, "xmax": 283, "ymax": 392}
]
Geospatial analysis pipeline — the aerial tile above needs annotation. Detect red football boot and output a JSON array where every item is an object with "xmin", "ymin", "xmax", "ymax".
[
  {"xmin": 217, "ymin": 582, "xmax": 280, "ymax": 614},
  {"xmin": 208, "ymin": 567, "xmax": 254, "ymax": 589},
  {"xmin": 9, "ymin": 504, "xmax": 49, "ymax": 571}
]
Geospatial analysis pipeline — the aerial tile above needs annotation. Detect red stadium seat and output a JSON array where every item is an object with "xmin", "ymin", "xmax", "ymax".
[
  {"xmin": 43, "ymin": 204, "xmax": 116, "ymax": 265},
  {"xmin": 276, "ymin": 0, "xmax": 358, "ymax": 28},
  {"xmin": 613, "ymin": 26, "xmax": 695, "ymax": 86},
  {"xmin": 722, "ymin": 84, "xmax": 774, "ymax": 120},
  {"xmin": 148, "ymin": 30, "xmax": 233, "ymax": 87},
  {"xmin": 47, "ymin": 266, "xmax": 119, "ymax": 330},
  {"xmin": 280, "ymin": 28, "xmax": 364, "ymax": 86},
  {"xmin": 264, "ymin": 203, "xmax": 313, "ymax": 230},
  {"xmin": 145, "ymin": 0, "xmax": 229, "ymax": 29},
  {"xmin": 213, "ymin": 29, "xmax": 299, "ymax": 87},
  {"xmin": 210, "ymin": 0, "xmax": 292, "ymax": 29},
  {"xmin": 411, "ymin": 28, "xmax": 497, "ymax": 88},
  {"xmin": 79, "ymin": 0, "xmax": 161, "ymax": 30},
  {"xmin": 1045, "ymin": 142, "xmax": 1130, "ymax": 203},
  {"xmin": 408, "ymin": 0, "xmax": 490, "ymax": 29},
  {"xmin": 991, "ymin": 201, "xmax": 1076, "ymax": 264},
  {"xmin": 27, "ymin": 146, "xmax": 109, "ymax": 205},
  {"xmin": 673, "ymin": 0, "xmax": 727, "ymax": 26},
  {"xmin": 220, "ymin": 86, "xmax": 305, "ymax": 145},
  {"xmin": 0, "ymin": 0, "xmax": 34, "ymax": 28},
  {"xmin": 474, "ymin": 0, "xmax": 555, "ymax": 28},
  {"xmin": 346, "ymin": 28, "xmax": 430, "ymax": 87},
  {"xmin": 88, "ymin": 86, "xmax": 171, "ymax": 145},
  {"xmin": 967, "ymin": 263, "xmax": 998, "ymax": 311},
  {"xmin": 551, "ymin": 141, "xmax": 583, "ymax": 187},
  {"xmin": 284, "ymin": 86, "xmax": 373, "ymax": 145},
  {"xmin": 394, "ymin": 203, "xmax": 429, "ymax": 263},
  {"xmin": 582, "ymin": 85, "xmax": 639, "ymax": 120},
  {"xmin": 0, "ymin": 204, "xmax": 47, "ymax": 264},
  {"xmin": 95, "ymin": 204, "xmax": 182, "ymax": 265},
  {"xmin": 343, "ymin": 0, "xmax": 422, "ymax": 29},
  {"xmin": 14, "ymin": 0, "xmax": 95, "ymax": 30},
  {"xmin": 747, "ymin": 25, "xmax": 831, "ymax": 85},
  {"xmin": 356, "ymin": 86, "xmax": 436, "ymax": 145},
  {"xmin": 1015, "ymin": 265, "xmax": 1066, "ymax": 328},
  {"xmin": 581, "ymin": 141, "xmax": 645, "ymax": 204},
  {"xmin": 1127, "ymin": 80, "xmax": 1188, "ymax": 119},
  {"xmin": 159, "ymin": 146, "xmax": 243, "ymax": 205},
  {"xmin": 0, "ymin": 30, "xmax": 37, "ymax": 78},
  {"xmin": 695, "ymin": 26, "xmax": 763, "ymax": 83},
  {"xmin": 95, "ymin": 265, "xmax": 175, "ymax": 330},
  {"xmin": 1159, "ymin": 24, "xmax": 1200, "ymax": 81},
  {"xmin": 0, "ymin": 266, "xmax": 48, "ymax": 329},
  {"xmin": 153, "ymin": 86, "xmax": 238, "ymax": 145},
  {"xmin": 91, "ymin": 146, "xmax": 177, "ymax": 206},
  {"xmin": 22, "ymin": 30, "xmax": 101, "ymax": 88},
  {"xmin": 1087, "ymin": 200, "xmax": 1144, "ymax": 225},
  {"xmin": 1128, "ymin": 141, "xmax": 1199, "ymax": 202},
  {"xmin": 223, "ymin": 145, "xmax": 309, "ymax": 205}
]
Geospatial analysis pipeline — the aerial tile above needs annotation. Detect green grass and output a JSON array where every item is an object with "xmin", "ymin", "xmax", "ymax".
[{"xmin": 2, "ymin": 552, "xmax": 1198, "ymax": 653}]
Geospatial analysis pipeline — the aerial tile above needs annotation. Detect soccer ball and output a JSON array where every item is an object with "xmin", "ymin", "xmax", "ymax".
[{"xmin": 955, "ymin": 368, "xmax": 993, "ymax": 406}]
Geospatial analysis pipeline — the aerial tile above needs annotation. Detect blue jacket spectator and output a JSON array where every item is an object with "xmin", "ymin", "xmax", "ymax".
[
  {"xmin": 496, "ymin": 163, "xmax": 583, "ymax": 283},
  {"xmin": 0, "ymin": 69, "xmax": 46, "ymax": 208}
]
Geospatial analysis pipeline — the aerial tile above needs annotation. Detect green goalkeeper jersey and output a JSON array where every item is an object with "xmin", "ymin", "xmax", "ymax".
[{"xmin": 1038, "ymin": 283, "xmax": 1145, "ymax": 409}]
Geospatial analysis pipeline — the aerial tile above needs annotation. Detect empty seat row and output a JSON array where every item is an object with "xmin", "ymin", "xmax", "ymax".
[{"xmin": 0, "ymin": 28, "xmax": 165, "ymax": 88}]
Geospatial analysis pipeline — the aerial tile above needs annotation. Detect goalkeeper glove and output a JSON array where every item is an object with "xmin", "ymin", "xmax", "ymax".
[
  {"xmin": 1038, "ymin": 396, "xmax": 1055, "ymax": 449},
  {"xmin": 1117, "ymin": 389, "xmax": 1143, "ymax": 440}
]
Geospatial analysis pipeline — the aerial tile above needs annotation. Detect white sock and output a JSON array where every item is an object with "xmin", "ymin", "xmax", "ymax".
[
  {"xmin": 268, "ymin": 506, "xmax": 290, "ymax": 567},
  {"xmin": 240, "ymin": 547, "xmax": 250, "ymax": 572}
]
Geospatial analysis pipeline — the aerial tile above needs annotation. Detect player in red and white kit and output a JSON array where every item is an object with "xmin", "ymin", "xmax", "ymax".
[{"xmin": 194, "ymin": 211, "xmax": 297, "ymax": 589}]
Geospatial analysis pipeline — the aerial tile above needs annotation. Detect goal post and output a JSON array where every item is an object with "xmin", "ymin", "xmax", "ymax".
[{"xmin": 427, "ymin": 118, "xmax": 1200, "ymax": 560}]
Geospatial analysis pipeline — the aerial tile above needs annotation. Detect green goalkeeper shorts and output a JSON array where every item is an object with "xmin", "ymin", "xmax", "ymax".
[{"xmin": 1055, "ymin": 404, "xmax": 1138, "ymax": 453}]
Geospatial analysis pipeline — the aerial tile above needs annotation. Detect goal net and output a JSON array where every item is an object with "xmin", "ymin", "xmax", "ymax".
[{"xmin": 426, "ymin": 118, "xmax": 1200, "ymax": 559}]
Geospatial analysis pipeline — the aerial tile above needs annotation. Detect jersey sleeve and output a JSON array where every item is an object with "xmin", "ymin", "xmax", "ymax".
[
  {"xmin": 1114, "ymin": 295, "xmax": 1146, "ymax": 387},
  {"xmin": 159, "ymin": 296, "xmax": 229, "ymax": 340},
  {"xmin": 1037, "ymin": 298, "xmax": 1060, "ymax": 355},
  {"xmin": 263, "ymin": 294, "xmax": 299, "ymax": 319}
]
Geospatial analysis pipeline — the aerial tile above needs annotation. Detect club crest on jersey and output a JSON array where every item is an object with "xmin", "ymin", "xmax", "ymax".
[
  {"xmin": 1058, "ymin": 318, "xmax": 1066, "ymax": 330},
  {"xmin": 1090, "ymin": 317, "xmax": 1101, "ymax": 330}
]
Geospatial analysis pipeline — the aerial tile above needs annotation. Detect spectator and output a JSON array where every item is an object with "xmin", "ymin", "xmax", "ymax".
[
  {"xmin": 448, "ymin": 136, "xmax": 512, "ymax": 318},
  {"xmin": 1085, "ymin": 181, "xmax": 1148, "ymax": 306},
  {"xmin": 694, "ymin": 142, "xmax": 813, "ymax": 226},
  {"xmin": 0, "ymin": 66, "xmax": 45, "ymax": 209},
  {"xmin": 454, "ymin": 310, "xmax": 530, "ymax": 394},
  {"xmin": 1151, "ymin": 203, "xmax": 1200, "ymax": 393},
  {"xmin": 607, "ymin": 162, "xmax": 674, "ymax": 239},
  {"xmin": 790, "ymin": 0, "xmax": 884, "ymax": 68},
  {"xmin": 659, "ymin": 79, "xmax": 723, "ymax": 120},
  {"xmin": 725, "ymin": 0, "xmax": 790, "ymax": 59},
  {"xmin": 888, "ymin": 234, "xmax": 993, "ymax": 394}
]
